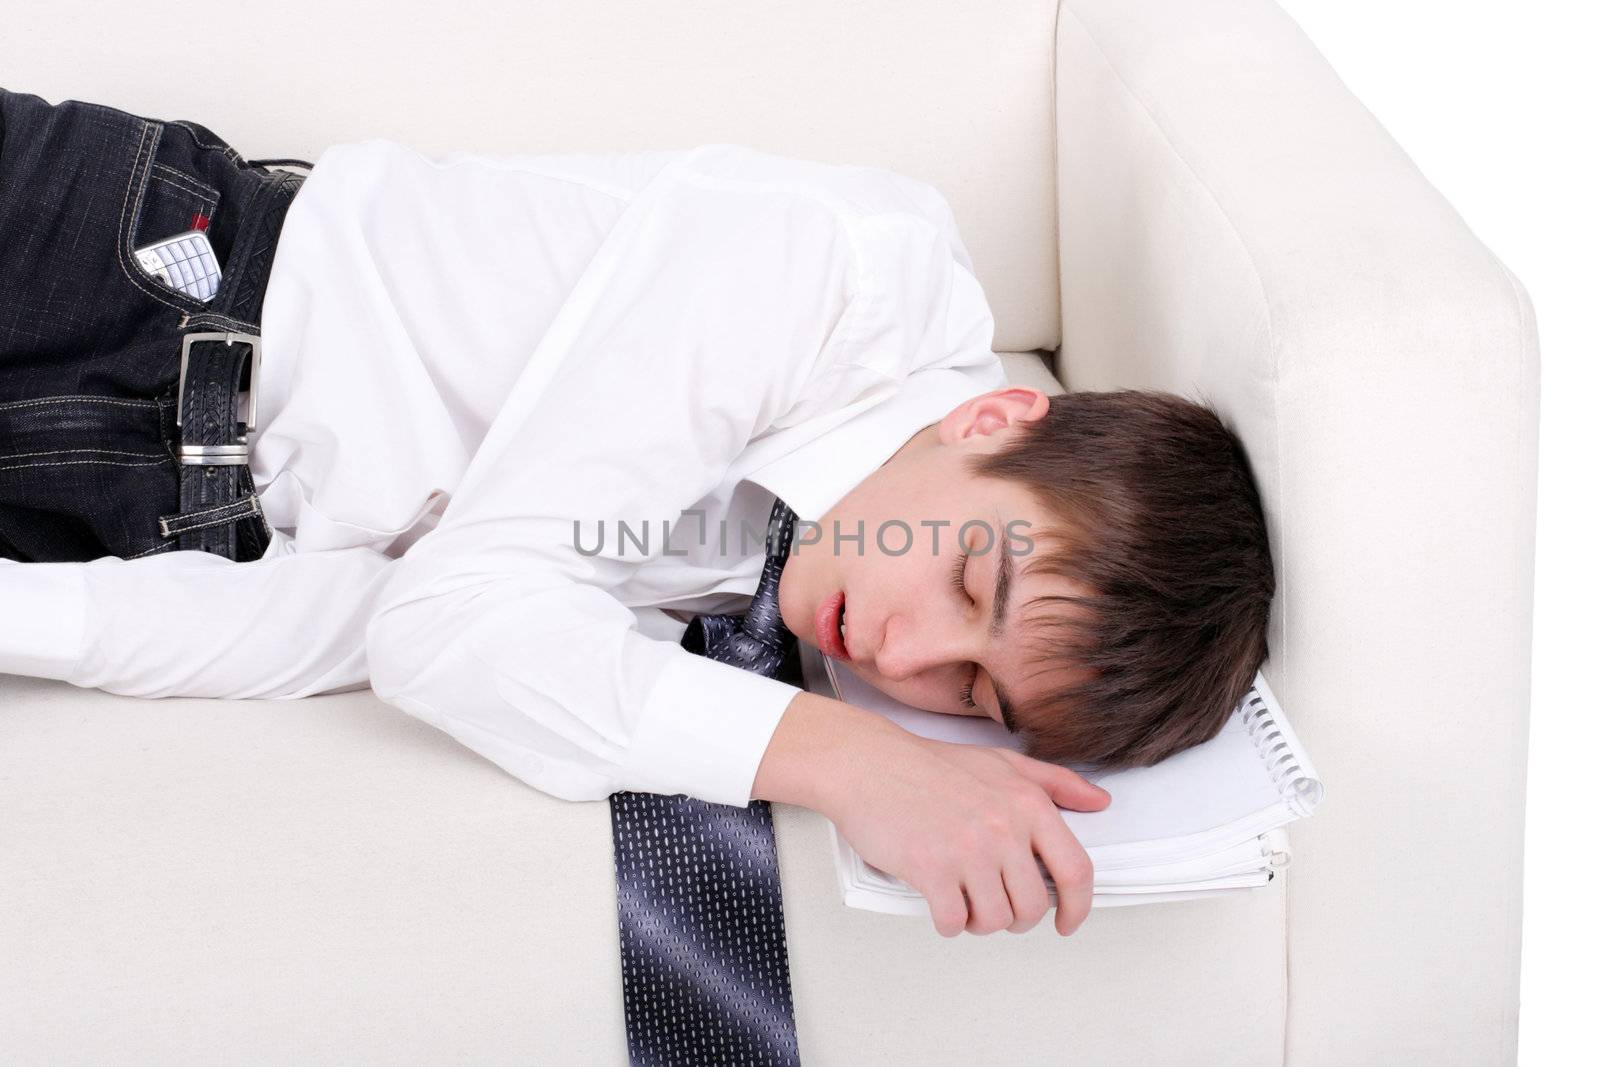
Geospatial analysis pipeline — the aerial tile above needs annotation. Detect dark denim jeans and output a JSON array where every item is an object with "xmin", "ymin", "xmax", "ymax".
[{"xmin": 0, "ymin": 88, "xmax": 309, "ymax": 562}]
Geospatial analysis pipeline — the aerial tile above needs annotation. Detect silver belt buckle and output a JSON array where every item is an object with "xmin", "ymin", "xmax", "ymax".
[{"xmin": 175, "ymin": 330, "xmax": 261, "ymax": 466}]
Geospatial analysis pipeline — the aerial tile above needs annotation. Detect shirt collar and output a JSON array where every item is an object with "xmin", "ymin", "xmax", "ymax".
[{"xmin": 743, "ymin": 362, "xmax": 1006, "ymax": 524}]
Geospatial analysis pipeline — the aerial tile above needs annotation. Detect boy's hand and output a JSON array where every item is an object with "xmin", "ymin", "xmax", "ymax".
[
  {"xmin": 753, "ymin": 691, "xmax": 1111, "ymax": 938},
  {"xmin": 826, "ymin": 731, "xmax": 1109, "ymax": 937}
]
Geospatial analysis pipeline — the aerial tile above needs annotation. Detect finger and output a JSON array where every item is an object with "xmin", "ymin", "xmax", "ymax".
[
  {"xmin": 1033, "ymin": 824, "xmax": 1095, "ymax": 936},
  {"xmin": 961, "ymin": 869, "xmax": 1014, "ymax": 936},
  {"xmin": 922, "ymin": 877, "xmax": 970, "ymax": 939},
  {"xmin": 1002, "ymin": 850, "xmax": 1051, "ymax": 934},
  {"xmin": 1002, "ymin": 752, "xmax": 1111, "ymax": 812}
]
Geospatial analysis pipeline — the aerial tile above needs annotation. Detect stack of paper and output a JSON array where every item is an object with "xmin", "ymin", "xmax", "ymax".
[{"xmin": 797, "ymin": 644, "xmax": 1324, "ymax": 914}]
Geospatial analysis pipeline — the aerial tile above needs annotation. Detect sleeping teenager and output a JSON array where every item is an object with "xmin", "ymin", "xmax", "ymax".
[{"xmin": 0, "ymin": 89, "xmax": 1274, "ymax": 941}]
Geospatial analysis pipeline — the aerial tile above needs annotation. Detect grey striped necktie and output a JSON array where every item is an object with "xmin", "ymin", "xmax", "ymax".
[{"xmin": 609, "ymin": 498, "xmax": 804, "ymax": 1066}]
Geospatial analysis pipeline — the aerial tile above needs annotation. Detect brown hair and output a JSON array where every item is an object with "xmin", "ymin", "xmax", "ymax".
[{"xmin": 969, "ymin": 389, "xmax": 1274, "ymax": 769}]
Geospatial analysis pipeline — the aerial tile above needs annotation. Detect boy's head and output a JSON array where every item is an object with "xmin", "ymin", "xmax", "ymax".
[{"xmin": 775, "ymin": 385, "xmax": 1275, "ymax": 769}]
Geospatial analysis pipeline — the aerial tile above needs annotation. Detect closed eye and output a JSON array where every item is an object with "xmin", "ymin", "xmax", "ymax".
[
  {"xmin": 950, "ymin": 549, "xmax": 981, "ymax": 709},
  {"xmin": 947, "ymin": 549, "xmax": 971, "ymax": 601}
]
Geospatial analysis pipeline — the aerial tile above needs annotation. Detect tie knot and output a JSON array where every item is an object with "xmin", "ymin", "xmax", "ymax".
[{"xmin": 679, "ymin": 497, "xmax": 802, "ymax": 685}]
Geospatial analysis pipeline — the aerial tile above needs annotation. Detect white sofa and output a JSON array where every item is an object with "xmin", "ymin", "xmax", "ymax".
[{"xmin": 0, "ymin": 1, "xmax": 1537, "ymax": 1062}]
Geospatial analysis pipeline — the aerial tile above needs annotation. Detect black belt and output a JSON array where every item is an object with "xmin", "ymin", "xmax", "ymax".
[{"xmin": 158, "ymin": 166, "xmax": 302, "ymax": 561}]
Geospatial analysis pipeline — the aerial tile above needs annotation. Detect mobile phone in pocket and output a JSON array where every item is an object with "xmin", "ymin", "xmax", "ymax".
[{"xmin": 133, "ymin": 228, "xmax": 223, "ymax": 303}]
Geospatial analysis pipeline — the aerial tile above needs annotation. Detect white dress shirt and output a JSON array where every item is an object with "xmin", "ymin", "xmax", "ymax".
[{"xmin": 0, "ymin": 139, "xmax": 1006, "ymax": 807}]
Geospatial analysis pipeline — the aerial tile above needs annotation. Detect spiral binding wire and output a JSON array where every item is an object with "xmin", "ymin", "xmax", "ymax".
[
  {"xmin": 1259, "ymin": 832, "xmax": 1293, "ymax": 871},
  {"xmin": 1241, "ymin": 687, "xmax": 1322, "ymax": 817}
]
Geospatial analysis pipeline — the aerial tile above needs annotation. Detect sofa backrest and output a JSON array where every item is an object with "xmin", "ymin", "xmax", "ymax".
[{"xmin": 0, "ymin": 0, "xmax": 1063, "ymax": 353}]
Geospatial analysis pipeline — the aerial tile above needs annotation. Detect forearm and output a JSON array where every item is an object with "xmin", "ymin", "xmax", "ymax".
[
  {"xmin": 0, "ymin": 544, "xmax": 395, "ymax": 699},
  {"xmin": 751, "ymin": 689, "xmax": 909, "ymax": 812}
]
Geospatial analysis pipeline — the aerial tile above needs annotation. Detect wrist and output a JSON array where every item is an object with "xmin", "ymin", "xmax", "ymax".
[{"xmin": 751, "ymin": 688, "xmax": 906, "ymax": 812}]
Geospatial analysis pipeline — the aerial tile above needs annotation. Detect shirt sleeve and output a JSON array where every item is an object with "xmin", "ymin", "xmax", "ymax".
[
  {"xmin": 363, "ymin": 149, "xmax": 867, "ymax": 808},
  {"xmin": 0, "ymin": 538, "xmax": 395, "ymax": 698}
]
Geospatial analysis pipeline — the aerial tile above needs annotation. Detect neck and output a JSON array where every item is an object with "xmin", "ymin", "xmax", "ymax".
[{"xmin": 884, "ymin": 421, "xmax": 937, "ymax": 467}]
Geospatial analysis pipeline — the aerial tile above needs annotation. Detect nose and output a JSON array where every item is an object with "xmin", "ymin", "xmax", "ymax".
[{"xmin": 873, "ymin": 612, "xmax": 973, "ymax": 683}]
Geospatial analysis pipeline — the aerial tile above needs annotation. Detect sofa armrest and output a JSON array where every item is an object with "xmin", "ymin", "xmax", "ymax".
[{"xmin": 1054, "ymin": 0, "xmax": 1538, "ymax": 1060}]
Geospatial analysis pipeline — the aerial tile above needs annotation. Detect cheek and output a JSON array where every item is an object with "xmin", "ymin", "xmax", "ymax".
[
  {"xmin": 870, "ymin": 674, "xmax": 958, "ymax": 715},
  {"xmin": 863, "ymin": 530, "xmax": 945, "ymax": 588},
  {"xmin": 841, "ymin": 537, "xmax": 925, "ymax": 599}
]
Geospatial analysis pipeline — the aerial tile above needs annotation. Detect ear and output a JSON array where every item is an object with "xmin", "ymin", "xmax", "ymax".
[{"xmin": 937, "ymin": 387, "xmax": 1050, "ymax": 445}]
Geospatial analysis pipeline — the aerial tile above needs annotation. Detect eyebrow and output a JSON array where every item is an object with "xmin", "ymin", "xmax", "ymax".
[{"xmin": 987, "ymin": 541, "xmax": 1018, "ymax": 733}]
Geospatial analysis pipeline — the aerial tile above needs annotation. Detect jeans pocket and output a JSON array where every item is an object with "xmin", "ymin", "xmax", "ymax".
[{"xmin": 117, "ymin": 120, "xmax": 225, "ymax": 313}]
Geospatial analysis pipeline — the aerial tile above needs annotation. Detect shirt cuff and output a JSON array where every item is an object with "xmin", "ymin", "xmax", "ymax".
[
  {"xmin": 0, "ymin": 561, "xmax": 87, "ymax": 680},
  {"xmin": 621, "ymin": 646, "xmax": 799, "ymax": 808}
]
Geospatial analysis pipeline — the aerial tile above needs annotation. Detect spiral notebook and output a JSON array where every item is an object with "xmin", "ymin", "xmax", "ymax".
[{"xmin": 797, "ymin": 643, "xmax": 1324, "ymax": 915}]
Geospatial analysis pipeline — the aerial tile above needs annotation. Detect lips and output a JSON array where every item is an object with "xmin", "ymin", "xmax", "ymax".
[{"xmin": 814, "ymin": 590, "xmax": 850, "ymax": 660}]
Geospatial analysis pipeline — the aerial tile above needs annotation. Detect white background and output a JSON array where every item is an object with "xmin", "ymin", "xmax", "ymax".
[{"xmin": 1271, "ymin": 2, "xmax": 1596, "ymax": 1061}]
